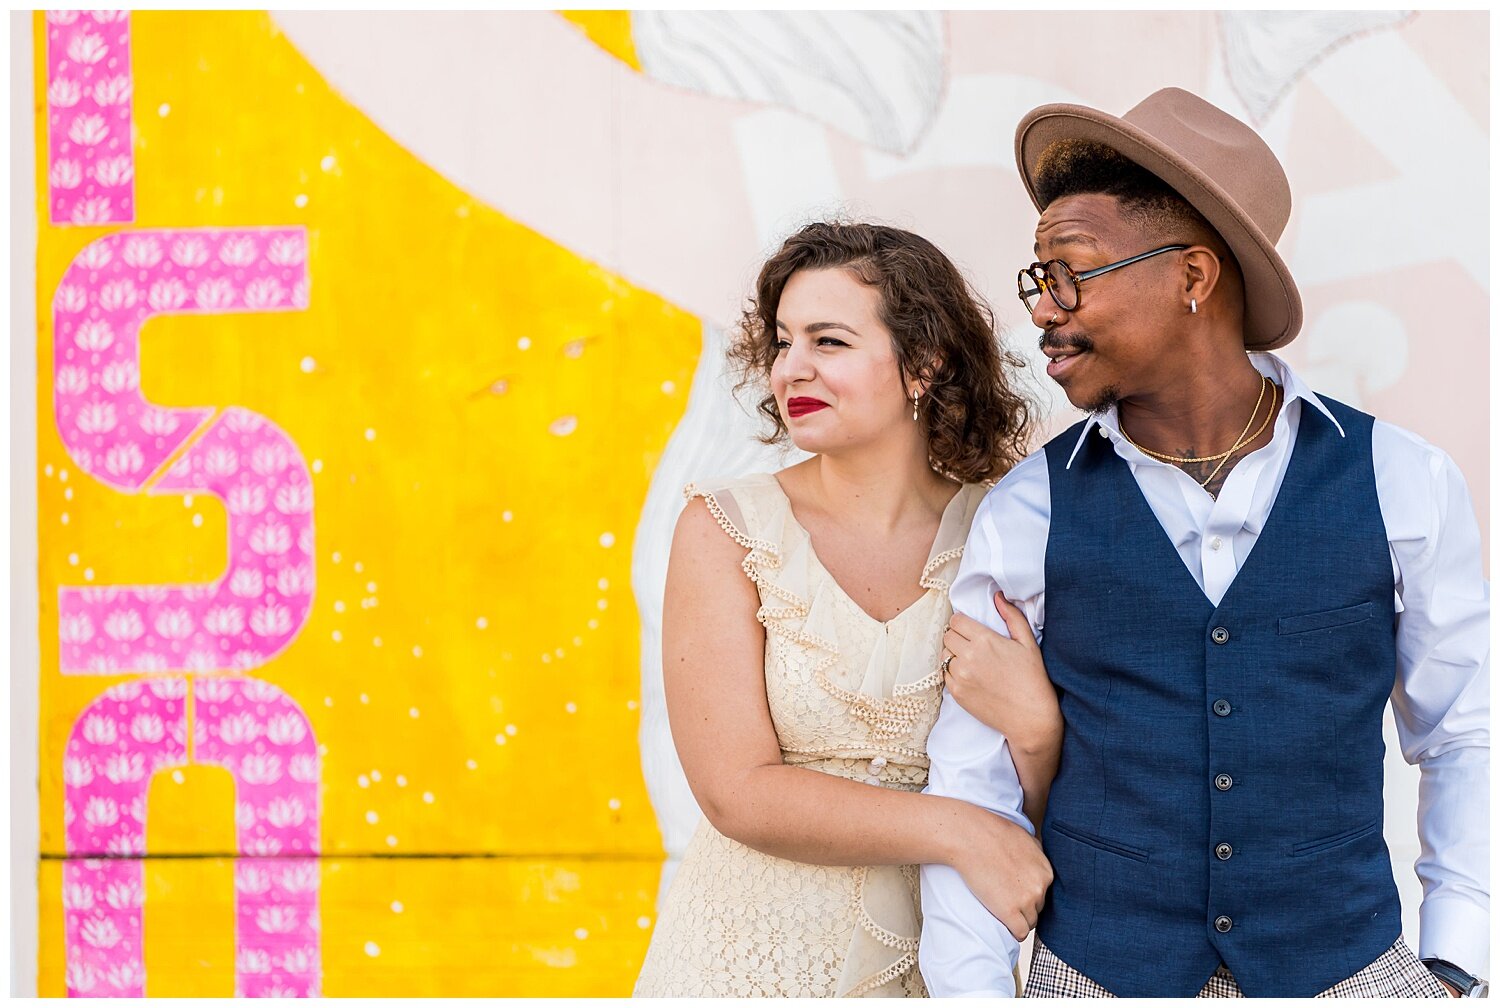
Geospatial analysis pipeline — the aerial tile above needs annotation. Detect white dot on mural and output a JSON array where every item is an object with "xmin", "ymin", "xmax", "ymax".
[
  {"xmin": 183, "ymin": 496, "xmax": 194, "ymax": 508},
  {"xmin": 422, "ymin": 791, "xmax": 435, "ymax": 804},
  {"xmin": 391, "ymin": 901, "xmax": 404, "ymax": 913},
  {"xmin": 334, "ymin": 600, "xmax": 345, "ymax": 613},
  {"xmin": 59, "ymin": 470, "xmax": 68, "ymax": 482},
  {"xmin": 517, "ymin": 337, "xmax": 531, "ymax": 350},
  {"xmin": 372, "ymin": 637, "xmax": 383, "ymax": 648},
  {"xmin": 364, "ymin": 428, "xmax": 376, "ymax": 441},
  {"xmin": 572, "ymin": 636, "xmax": 583, "ymax": 647},
  {"xmin": 320, "ymin": 154, "xmax": 337, "ymax": 172},
  {"xmin": 192, "ymin": 514, "xmax": 203, "ymax": 527},
  {"xmin": 172, "ymin": 770, "xmax": 185, "ymax": 784},
  {"xmin": 599, "ymin": 532, "xmax": 616, "ymax": 548},
  {"xmin": 83, "ymin": 568, "xmax": 93, "ymax": 581},
  {"xmin": 541, "ymin": 654, "xmax": 552, "ymax": 664},
  {"xmin": 465, "ymin": 759, "xmax": 477, "ymax": 770},
  {"xmin": 331, "ymin": 630, "xmax": 342, "ymax": 643},
  {"xmin": 626, "ymin": 699, "xmax": 639, "ymax": 711},
  {"xmin": 565, "ymin": 702, "xmax": 577, "ymax": 714},
  {"xmin": 476, "ymin": 616, "xmax": 488, "ymax": 629},
  {"xmin": 364, "ymin": 941, "xmax": 380, "ymax": 957},
  {"xmin": 574, "ymin": 928, "xmax": 589, "ymax": 940},
  {"xmin": 354, "ymin": 561, "xmax": 364, "ymax": 573},
  {"xmin": 596, "ymin": 599, "xmax": 608, "ymax": 611},
  {"xmin": 371, "ymin": 770, "xmax": 382, "ymax": 782},
  {"xmin": 44, "ymin": 464, "xmax": 54, "ymax": 477},
  {"xmin": 597, "ymin": 578, "xmax": 609, "ymax": 591},
  {"xmin": 502, "ymin": 511, "xmax": 513, "ymax": 523},
  {"xmin": 395, "ymin": 775, "xmax": 407, "ymax": 787},
  {"xmin": 359, "ymin": 693, "xmax": 369, "ymax": 704},
  {"xmin": 661, "ymin": 380, "xmax": 676, "ymax": 394},
  {"xmin": 312, "ymin": 459, "xmax": 324, "ymax": 474},
  {"xmin": 357, "ymin": 775, "xmax": 370, "ymax": 788},
  {"xmin": 158, "ymin": 103, "xmax": 170, "ymax": 117},
  {"xmin": 412, "ymin": 646, "xmax": 423, "ymax": 658},
  {"xmin": 319, "ymin": 744, "xmax": 329, "ymax": 756},
  {"xmin": 366, "ymin": 581, "xmax": 377, "ymax": 593},
  {"xmin": 331, "ymin": 551, "xmax": 341, "ymax": 563},
  {"xmin": 68, "ymin": 553, "xmax": 79, "ymax": 566},
  {"xmin": 494, "ymin": 734, "xmax": 506, "ymax": 745},
  {"xmin": 505, "ymin": 724, "xmax": 517, "ymax": 737},
  {"xmin": 637, "ymin": 916, "xmax": 652, "ymax": 929},
  {"xmin": 548, "ymin": 415, "xmax": 578, "ymax": 437},
  {"xmin": 61, "ymin": 513, "xmax": 70, "ymax": 525},
  {"xmin": 385, "ymin": 835, "xmax": 398, "ymax": 847},
  {"xmin": 64, "ymin": 487, "xmax": 73, "ymax": 501},
  {"xmin": 325, "ymin": 697, "xmax": 334, "ymax": 707},
  {"xmin": 365, "ymin": 810, "xmax": 379, "ymax": 824},
  {"xmin": 408, "ymin": 707, "xmax": 420, "ymax": 718},
  {"xmin": 587, "ymin": 619, "xmax": 599, "ymax": 630},
  {"xmin": 294, "ymin": 194, "xmax": 309, "ymax": 208},
  {"xmin": 300, "ymin": 356, "xmax": 316, "ymax": 373},
  {"xmin": 608, "ymin": 798, "xmax": 621, "ymax": 811}
]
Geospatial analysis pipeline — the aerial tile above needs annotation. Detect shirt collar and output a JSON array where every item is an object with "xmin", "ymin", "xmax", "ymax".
[{"xmin": 1063, "ymin": 351, "xmax": 1345, "ymax": 469}]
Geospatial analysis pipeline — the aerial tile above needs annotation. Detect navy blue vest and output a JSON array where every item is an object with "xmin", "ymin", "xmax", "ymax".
[{"xmin": 1036, "ymin": 397, "xmax": 1401, "ymax": 997}]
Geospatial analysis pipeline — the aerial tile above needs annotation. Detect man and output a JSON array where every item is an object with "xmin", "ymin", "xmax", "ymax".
[{"xmin": 919, "ymin": 88, "xmax": 1489, "ymax": 997}]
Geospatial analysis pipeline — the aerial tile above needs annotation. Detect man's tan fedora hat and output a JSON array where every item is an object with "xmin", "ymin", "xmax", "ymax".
[{"xmin": 1015, "ymin": 87, "xmax": 1302, "ymax": 351}]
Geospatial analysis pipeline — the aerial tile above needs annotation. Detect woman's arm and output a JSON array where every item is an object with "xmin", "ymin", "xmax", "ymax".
[
  {"xmin": 942, "ymin": 593, "xmax": 1063, "ymax": 830},
  {"xmin": 664, "ymin": 498, "xmax": 1051, "ymax": 938}
]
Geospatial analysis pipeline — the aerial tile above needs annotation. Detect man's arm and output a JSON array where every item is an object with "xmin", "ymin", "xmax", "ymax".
[
  {"xmin": 919, "ymin": 454, "xmax": 1052, "ymax": 996},
  {"xmin": 1376, "ymin": 424, "xmax": 1490, "ymax": 979}
]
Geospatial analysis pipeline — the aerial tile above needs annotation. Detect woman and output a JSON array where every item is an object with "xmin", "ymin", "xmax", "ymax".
[{"xmin": 634, "ymin": 223, "xmax": 1059, "ymax": 997}]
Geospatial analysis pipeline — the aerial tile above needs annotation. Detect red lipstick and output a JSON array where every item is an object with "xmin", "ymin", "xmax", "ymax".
[{"xmin": 786, "ymin": 397, "xmax": 829, "ymax": 418}]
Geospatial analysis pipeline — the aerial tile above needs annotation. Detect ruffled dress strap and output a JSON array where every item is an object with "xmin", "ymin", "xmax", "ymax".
[{"xmin": 683, "ymin": 474, "xmax": 832, "ymax": 639}]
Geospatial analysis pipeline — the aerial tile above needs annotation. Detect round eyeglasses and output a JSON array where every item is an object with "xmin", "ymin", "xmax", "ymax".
[{"xmin": 1017, "ymin": 244, "xmax": 1189, "ymax": 314}]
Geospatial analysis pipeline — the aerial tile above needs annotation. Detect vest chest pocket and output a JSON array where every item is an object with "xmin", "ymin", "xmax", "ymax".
[
  {"xmin": 1289, "ymin": 817, "xmax": 1381, "ymax": 857},
  {"xmin": 1276, "ymin": 601, "xmax": 1375, "ymax": 635},
  {"xmin": 1051, "ymin": 819, "xmax": 1150, "ymax": 863}
]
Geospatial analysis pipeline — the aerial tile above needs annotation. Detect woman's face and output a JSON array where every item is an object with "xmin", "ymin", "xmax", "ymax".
[{"xmin": 770, "ymin": 267, "xmax": 912, "ymax": 456}]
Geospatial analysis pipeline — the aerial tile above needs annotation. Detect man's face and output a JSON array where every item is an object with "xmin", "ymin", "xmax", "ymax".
[{"xmin": 1029, "ymin": 192, "xmax": 1186, "ymax": 413}]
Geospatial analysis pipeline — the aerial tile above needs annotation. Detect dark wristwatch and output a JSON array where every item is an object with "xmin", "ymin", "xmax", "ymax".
[{"xmin": 1422, "ymin": 958, "xmax": 1489, "ymax": 998}]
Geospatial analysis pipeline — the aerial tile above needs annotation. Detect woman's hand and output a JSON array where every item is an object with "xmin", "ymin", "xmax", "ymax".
[
  {"xmin": 942, "ymin": 592, "xmax": 1061, "ymax": 753},
  {"xmin": 947, "ymin": 804, "xmax": 1053, "ymax": 941}
]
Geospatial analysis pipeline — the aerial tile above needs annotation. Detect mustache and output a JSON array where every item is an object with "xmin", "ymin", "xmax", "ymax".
[{"xmin": 1038, "ymin": 332, "xmax": 1095, "ymax": 354}]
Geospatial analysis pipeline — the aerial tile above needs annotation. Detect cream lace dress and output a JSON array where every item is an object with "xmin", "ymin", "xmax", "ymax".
[{"xmin": 634, "ymin": 473, "xmax": 987, "ymax": 998}]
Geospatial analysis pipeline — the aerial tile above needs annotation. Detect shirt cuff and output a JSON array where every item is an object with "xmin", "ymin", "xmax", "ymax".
[{"xmin": 1420, "ymin": 893, "xmax": 1491, "ymax": 978}]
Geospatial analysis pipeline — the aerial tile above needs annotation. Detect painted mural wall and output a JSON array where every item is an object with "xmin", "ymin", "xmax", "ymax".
[{"xmin": 25, "ymin": 9, "xmax": 1486, "ymax": 997}]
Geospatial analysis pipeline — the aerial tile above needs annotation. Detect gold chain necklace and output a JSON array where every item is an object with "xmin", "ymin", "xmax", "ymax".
[
  {"xmin": 1120, "ymin": 375, "xmax": 1269, "ymax": 464},
  {"xmin": 1194, "ymin": 382, "xmax": 1278, "ymax": 492},
  {"xmin": 1120, "ymin": 377, "xmax": 1278, "ymax": 494}
]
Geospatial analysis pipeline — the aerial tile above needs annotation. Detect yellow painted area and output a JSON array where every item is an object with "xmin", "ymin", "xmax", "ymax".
[
  {"xmin": 558, "ymin": 10, "xmax": 642, "ymax": 70},
  {"xmin": 40, "ymin": 857, "xmax": 661, "ymax": 996},
  {"xmin": 35, "ymin": 10, "xmax": 692, "ymax": 994}
]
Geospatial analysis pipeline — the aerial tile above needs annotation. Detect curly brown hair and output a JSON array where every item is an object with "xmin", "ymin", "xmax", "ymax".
[{"xmin": 729, "ymin": 221, "xmax": 1035, "ymax": 483}]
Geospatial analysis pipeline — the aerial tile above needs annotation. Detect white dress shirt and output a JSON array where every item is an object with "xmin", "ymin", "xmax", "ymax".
[{"xmin": 920, "ymin": 352, "xmax": 1489, "ymax": 996}]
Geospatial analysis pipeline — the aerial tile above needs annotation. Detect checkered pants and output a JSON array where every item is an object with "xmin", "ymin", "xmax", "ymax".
[{"xmin": 1024, "ymin": 936, "xmax": 1451, "ymax": 997}]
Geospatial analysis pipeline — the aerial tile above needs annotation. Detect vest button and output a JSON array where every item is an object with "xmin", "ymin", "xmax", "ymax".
[
  {"xmin": 1215, "ymin": 915, "xmax": 1233, "ymax": 933},
  {"xmin": 1213, "ymin": 699, "xmax": 1232, "ymax": 717},
  {"xmin": 1215, "ymin": 842, "xmax": 1233, "ymax": 860},
  {"xmin": 1215, "ymin": 774, "xmax": 1233, "ymax": 791},
  {"xmin": 1211, "ymin": 627, "xmax": 1230, "ymax": 644}
]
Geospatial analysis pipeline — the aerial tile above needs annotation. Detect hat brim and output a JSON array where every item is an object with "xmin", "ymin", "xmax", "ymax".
[{"xmin": 1015, "ymin": 102, "xmax": 1302, "ymax": 351}]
